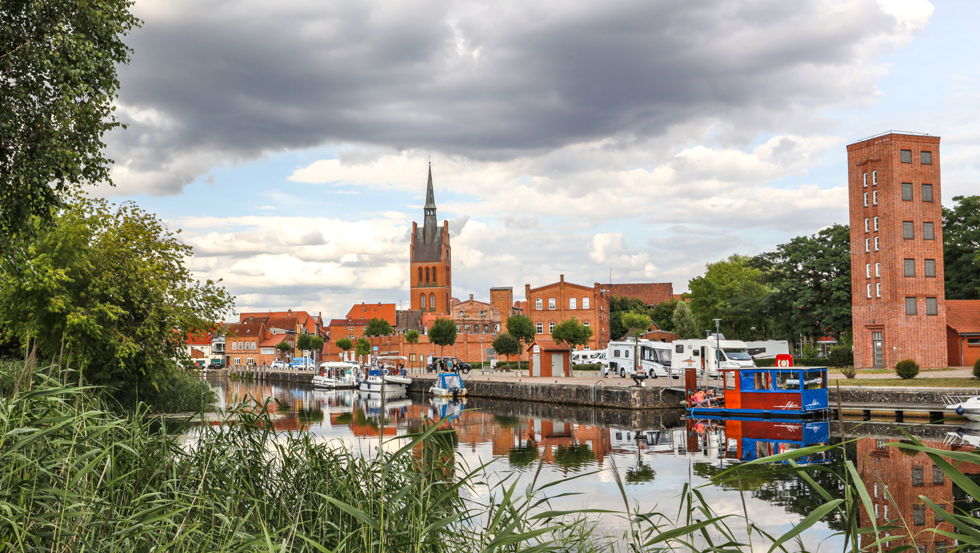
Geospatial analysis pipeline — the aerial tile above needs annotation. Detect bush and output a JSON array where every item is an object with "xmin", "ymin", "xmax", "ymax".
[
  {"xmin": 973, "ymin": 357, "xmax": 980, "ymax": 379},
  {"xmin": 828, "ymin": 346, "xmax": 854, "ymax": 369},
  {"xmin": 896, "ymin": 358, "xmax": 920, "ymax": 380},
  {"xmin": 145, "ymin": 369, "xmax": 217, "ymax": 413},
  {"xmin": 573, "ymin": 363, "xmax": 602, "ymax": 371},
  {"xmin": 841, "ymin": 365, "xmax": 857, "ymax": 379},
  {"xmin": 803, "ymin": 345, "xmax": 821, "ymax": 358}
]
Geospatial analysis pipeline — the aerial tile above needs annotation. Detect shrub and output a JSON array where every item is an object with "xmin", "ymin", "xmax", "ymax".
[
  {"xmin": 146, "ymin": 369, "xmax": 217, "ymax": 413},
  {"xmin": 828, "ymin": 346, "xmax": 854, "ymax": 369},
  {"xmin": 841, "ymin": 365, "xmax": 857, "ymax": 379},
  {"xmin": 803, "ymin": 345, "xmax": 821, "ymax": 359},
  {"xmin": 573, "ymin": 363, "xmax": 602, "ymax": 371},
  {"xmin": 974, "ymin": 357, "xmax": 980, "ymax": 379},
  {"xmin": 896, "ymin": 358, "xmax": 920, "ymax": 380}
]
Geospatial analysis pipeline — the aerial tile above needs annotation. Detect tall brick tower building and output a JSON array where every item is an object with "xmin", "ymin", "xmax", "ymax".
[
  {"xmin": 847, "ymin": 132, "xmax": 947, "ymax": 369},
  {"xmin": 410, "ymin": 163, "xmax": 452, "ymax": 314}
]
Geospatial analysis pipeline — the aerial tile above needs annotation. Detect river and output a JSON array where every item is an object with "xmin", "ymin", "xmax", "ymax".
[{"xmin": 205, "ymin": 376, "xmax": 980, "ymax": 550}]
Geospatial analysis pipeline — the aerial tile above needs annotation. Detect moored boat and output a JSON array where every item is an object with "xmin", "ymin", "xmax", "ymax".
[
  {"xmin": 429, "ymin": 372, "xmax": 466, "ymax": 398},
  {"xmin": 685, "ymin": 366, "xmax": 829, "ymax": 419},
  {"xmin": 944, "ymin": 395, "xmax": 980, "ymax": 421},
  {"xmin": 359, "ymin": 369, "xmax": 410, "ymax": 393},
  {"xmin": 313, "ymin": 362, "xmax": 361, "ymax": 389}
]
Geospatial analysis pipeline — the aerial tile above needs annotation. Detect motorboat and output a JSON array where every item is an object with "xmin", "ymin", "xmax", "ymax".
[
  {"xmin": 359, "ymin": 368, "xmax": 410, "ymax": 393},
  {"xmin": 429, "ymin": 396, "xmax": 466, "ymax": 421},
  {"xmin": 429, "ymin": 372, "xmax": 466, "ymax": 398},
  {"xmin": 685, "ymin": 366, "xmax": 829, "ymax": 419},
  {"xmin": 313, "ymin": 362, "xmax": 361, "ymax": 389},
  {"xmin": 943, "ymin": 395, "xmax": 980, "ymax": 421}
]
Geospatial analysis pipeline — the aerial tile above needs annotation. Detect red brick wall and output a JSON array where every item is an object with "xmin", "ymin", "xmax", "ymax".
[
  {"xmin": 848, "ymin": 133, "xmax": 947, "ymax": 369},
  {"xmin": 524, "ymin": 275, "xmax": 611, "ymax": 351}
]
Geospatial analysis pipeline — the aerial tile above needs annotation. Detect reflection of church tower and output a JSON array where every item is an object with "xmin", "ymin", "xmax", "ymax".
[{"xmin": 410, "ymin": 163, "xmax": 452, "ymax": 314}]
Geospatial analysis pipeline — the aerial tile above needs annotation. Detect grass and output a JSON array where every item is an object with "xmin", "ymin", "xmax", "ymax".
[
  {"xmin": 829, "ymin": 366, "xmax": 960, "ymax": 375},
  {"xmin": 832, "ymin": 377, "xmax": 980, "ymax": 388}
]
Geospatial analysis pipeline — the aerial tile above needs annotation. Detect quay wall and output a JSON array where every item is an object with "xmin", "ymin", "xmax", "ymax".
[{"xmin": 831, "ymin": 387, "xmax": 977, "ymax": 406}]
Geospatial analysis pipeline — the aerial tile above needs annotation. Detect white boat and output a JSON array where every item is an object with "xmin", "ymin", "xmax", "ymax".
[
  {"xmin": 313, "ymin": 362, "xmax": 361, "ymax": 389},
  {"xmin": 429, "ymin": 396, "xmax": 466, "ymax": 421},
  {"xmin": 429, "ymin": 372, "xmax": 466, "ymax": 398},
  {"xmin": 943, "ymin": 394, "xmax": 980, "ymax": 421},
  {"xmin": 359, "ymin": 368, "xmax": 411, "ymax": 393}
]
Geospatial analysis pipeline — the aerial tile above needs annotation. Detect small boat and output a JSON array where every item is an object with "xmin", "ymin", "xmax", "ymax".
[
  {"xmin": 359, "ymin": 368, "xmax": 410, "ymax": 393},
  {"xmin": 943, "ymin": 395, "xmax": 980, "ymax": 421},
  {"xmin": 429, "ymin": 372, "xmax": 466, "ymax": 398},
  {"xmin": 685, "ymin": 366, "xmax": 829, "ymax": 419},
  {"xmin": 313, "ymin": 362, "xmax": 361, "ymax": 389}
]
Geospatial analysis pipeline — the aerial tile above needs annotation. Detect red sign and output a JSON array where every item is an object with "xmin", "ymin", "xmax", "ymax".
[{"xmin": 775, "ymin": 354, "xmax": 793, "ymax": 368}]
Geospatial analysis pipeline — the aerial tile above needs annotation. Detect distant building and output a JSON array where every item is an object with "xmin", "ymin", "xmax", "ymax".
[
  {"xmin": 947, "ymin": 300, "xmax": 980, "ymax": 367},
  {"xmin": 410, "ymin": 163, "xmax": 452, "ymax": 315},
  {"xmin": 525, "ymin": 275, "xmax": 610, "ymax": 351},
  {"xmin": 605, "ymin": 283, "xmax": 674, "ymax": 307},
  {"xmin": 347, "ymin": 302, "xmax": 397, "ymax": 326},
  {"xmin": 848, "ymin": 132, "xmax": 946, "ymax": 369}
]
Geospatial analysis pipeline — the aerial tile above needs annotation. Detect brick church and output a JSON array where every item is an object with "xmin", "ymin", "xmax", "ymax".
[{"xmin": 410, "ymin": 163, "xmax": 452, "ymax": 316}]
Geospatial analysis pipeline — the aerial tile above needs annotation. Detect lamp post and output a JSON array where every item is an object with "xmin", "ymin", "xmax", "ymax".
[{"xmin": 713, "ymin": 319, "xmax": 722, "ymax": 372}]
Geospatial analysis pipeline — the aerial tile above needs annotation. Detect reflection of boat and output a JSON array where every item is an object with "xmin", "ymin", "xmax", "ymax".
[
  {"xmin": 678, "ymin": 417, "xmax": 830, "ymax": 465},
  {"xmin": 429, "ymin": 396, "xmax": 466, "ymax": 421},
  {"xmin": 313, "ymin": 362, "xmax": 361, "ymax": 389},
  {"xmin": 430, "ymin": 372, "xmax": 466, "ymax": 398},
  {"xmin": 944, "ymin": 395, "xmax": 980, "ymax": 421},
  {"xmin": 311, "ymin": 388, "xmax": 357, "ymax": 411},
  {"xmin": 945, "ymin": 421, "xmax": 980, "ymax": 447},
  {"xmin": 356, "ymin": 389, "xmax": 411, "ymax": 414},
  {"xmin": 685, "ymin": 367, "xmax": 829, "ymax": 419},
  {"xmin": 359, "ymin": 369, "xmax": 412, "ymax": 392}
]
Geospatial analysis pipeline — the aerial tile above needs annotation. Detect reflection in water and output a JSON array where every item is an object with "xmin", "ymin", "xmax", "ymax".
[{"xmin": 206, "ymin": 377, "xmax": 980, "ymax": 547}]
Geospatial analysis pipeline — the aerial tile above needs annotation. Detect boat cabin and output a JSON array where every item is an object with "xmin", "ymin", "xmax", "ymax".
[
  {"xmin": 685, "ymin": 366, "xmax": 829, "ymax": 418},
  {"xmin": 685, "ymin": 417, "xmax": 830, "ymax": 465}
]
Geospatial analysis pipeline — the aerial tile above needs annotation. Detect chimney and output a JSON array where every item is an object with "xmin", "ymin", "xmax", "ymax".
[
  {"xmin": 560, "ymin": 274, "xmax": 564, "ymax": 283},
  {"xmin": 470, "ymin": 294, "xmax": 474, "ymax": 300}
]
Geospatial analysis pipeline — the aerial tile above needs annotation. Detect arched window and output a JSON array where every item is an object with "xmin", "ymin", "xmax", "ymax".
[
  {"xmin": 417, "ymin": 267, "xmax": 422, "ymax": 285},
  {"xmin": 430, "ymin": 294, "xmax": 436, "ymax": 311},
  {"xmin": 420, "ymin": 294, "xmax": 426, "ymax": 310},
  {"xmin": 425, "ymin": 267, "xmax": 430, "ymax": 284},
  {"xmin": 432, "ymin": 266, "xmax": 437, "ymax": 285}
]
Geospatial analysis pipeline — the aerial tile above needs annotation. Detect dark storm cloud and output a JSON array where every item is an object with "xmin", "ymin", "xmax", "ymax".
[{"xmin": 111, "ymin": 0, "xmax": 898, "ymax": 193}]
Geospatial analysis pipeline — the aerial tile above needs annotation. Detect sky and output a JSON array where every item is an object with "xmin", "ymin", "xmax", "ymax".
[{"xmin": 93, "ymin": 0, "xmax": 980, "ymax": 319}]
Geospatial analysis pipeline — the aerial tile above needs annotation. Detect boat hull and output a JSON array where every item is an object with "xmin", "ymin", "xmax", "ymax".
[{"xmin": 429, "ymin": 386, "xmax": 468, "ymax": 397}]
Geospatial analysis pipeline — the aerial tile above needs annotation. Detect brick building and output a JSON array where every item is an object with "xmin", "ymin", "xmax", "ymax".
[
  {"xmin": 347, "ymin": 302, "xmax": 397, "ymax": 326},
  {"xmin": 410, "ymin": 163, "xmax": 452, "ymax": 315},
  {"xmin": 947, "ymin": 300, "xmax": 980, "ymax": 367},
  {"xmin": 524, "ymin": 275, "xmax": 611, "ymax": 352},
  {"xmin": 605, "ymin": 282, "xmax": 674, "ymax": 307},
  {"xmin": 848, "ymin": 132, "xmax": 947, "ymax": 369}
]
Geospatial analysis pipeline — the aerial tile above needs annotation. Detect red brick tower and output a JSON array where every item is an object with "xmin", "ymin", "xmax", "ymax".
[
  {"xmin": 848, "ymin": 132, "xmax": 946, "ymax": 369},
  {"xmin": 410, "ymin": 163, "xmax": 452, "ymax": 315}
]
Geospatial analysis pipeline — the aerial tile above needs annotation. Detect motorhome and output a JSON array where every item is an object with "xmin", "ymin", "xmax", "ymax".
[
  {"xmin": 606, "ymin": 340, "xmax": 672, "ymax": 379},
  {"xmin": 744, "ymin": 340, "xmax": 791, "ymax": 360},
  {"xmin": 672, "ymin": 337, "xmax": 755, "ymax": 378},
  {"xmin": 571, "ymin": 350, "xmax": 595, "ymax": 365}
]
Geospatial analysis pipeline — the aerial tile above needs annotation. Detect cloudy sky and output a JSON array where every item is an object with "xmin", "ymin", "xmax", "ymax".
[{"xmin": 95, "ymin": 0, "xmax": 979, "ymax": 318}]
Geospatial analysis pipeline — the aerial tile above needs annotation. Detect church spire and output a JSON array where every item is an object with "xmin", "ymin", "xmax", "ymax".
[{"xmin": 423, "ymin": 161, "xmax": 438, "ymax": 243}]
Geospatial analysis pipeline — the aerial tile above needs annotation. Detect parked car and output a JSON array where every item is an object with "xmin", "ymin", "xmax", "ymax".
[
  {"xmin": 428, "ymin": 356, "xmax": 472, "ymax": 374},
  {"xmin": 206, "ymin": 361, "xmax": 223, "ymax": 370},
  {"xmin": 269, "ymin": 360, "xmax": 287, "ymax": 370},
  {"xmin": 289, "ymin": 357, "xmax": 315, "ymax": 370}
]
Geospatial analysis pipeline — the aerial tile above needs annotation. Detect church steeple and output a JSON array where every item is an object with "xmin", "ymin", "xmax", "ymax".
[{"xmin": 423, "ymin": 161, "xmax": 437, "ymax": 243}]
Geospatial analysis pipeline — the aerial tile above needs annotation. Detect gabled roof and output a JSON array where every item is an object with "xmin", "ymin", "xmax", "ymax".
[
  {"xmin": 606, "ymin": 283, "xmax": 674, "ymax": 306},
  {"xmin": 260, "ymin": 333, "xmax": 292, "ymax": 347},
  {"xmin": 227, "ymin": 323, "xmax": 264, "ymax": 337},
  {"xmin": 185, "ymin": 331, "xmax": 213, "ymax": 346},
  {"xmin": 947, "ymin": 300, "xmax": 980, "ymax": 335},
  {"xmin": 346, "ymin": 303, "xmax": 397, "ymax": 325},
  {"xmin": 526, "ymin": 339, "xmax": 569, "ymax": 352}
]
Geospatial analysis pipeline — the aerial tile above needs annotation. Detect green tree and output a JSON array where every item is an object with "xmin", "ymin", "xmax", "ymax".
[
  {"xmin": 505, "ymin": 315, "xmax": 535, "ymax": 371},
  {"xmin": 405, "ymin": 330, "xmax": 420, "ymax": 369},
  {"xmin": 943, "ymin": 195, "xmax": 980, "ymax": 300},
  {"xmin": 491, "ymin": 333, "xmax": 521, "ymax": 367},
  {"xmin": 672, "ymin": 301, "xmax": 700, "ymax": 339},
  {"xmin": 1, "ymin": 1, "xmax": 140, "ymax": 246},
  {"xmin": 363, "ymin": 317, "xmax": 394, "ymax": 336},
  {"xmin": 276, "ymin": 341, "xmax": 292, "ymax": 360},
  {"xmin": 688, "ymin": 254, "xmax": 772, "ymax": 340},
  {"xmin": 649, "ymin": 299, "xmax": 678, "ymax": 333},
  {"xmin": 428, "ymin": 318, "xmax": 457, "ymax": 358},
  {"xmin": 550, "ymin": 318, "xmax": 594, "ymax": 370},
  {"xmin": 296, "ymin": 334, "xmax": 312, "ymax": 351},
  {"xmin": 760, "ymin": 224, "xmax": 851, "ymax": 342},
  {"xmin": 336, "ymin": 338, "xmax": 353, "ymax": 360},
  {"xmin": 355, "ymin": 337, "xmax": 372, "ymax": 361},
  {"xmin": 609, "ymin": 296, "xmax": 650, "ymax": 340},
  {"xmin": 0, "ymin": 196, "xmax": 233, "ymax": 406},
  {"xmin": 621, "ymin": 311, "xmax": 652, "ymax": 369},
  {"xmin": 307, "ymin": 336, "xmax": 324, "ymax": 362}
]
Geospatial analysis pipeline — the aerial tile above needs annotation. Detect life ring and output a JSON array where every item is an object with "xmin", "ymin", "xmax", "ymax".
[
  {"xmin": 383, "ymin": 369, "xmax": 390, "ymax": 376},
  {"xmin": 778, "ymin": 359, "xmax": 789, "ymax": 367}
]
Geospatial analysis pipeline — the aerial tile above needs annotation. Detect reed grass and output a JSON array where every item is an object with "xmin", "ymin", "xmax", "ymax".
[{"xmin": 4, "ymin": 360, "xmax": 980, "ymax": 552}]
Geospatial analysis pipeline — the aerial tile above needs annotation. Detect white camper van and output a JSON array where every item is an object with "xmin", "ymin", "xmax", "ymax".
[
  {"xmin": 672, "ymin": 337, "xmax": 755, "ymax": 378},
  {"xmin": 744, "ymin": 340, "xmax": 791, "ymax": 360},
  {"xmin": 607, "ymin": 340, "xmax": 672, "ymax": 378},
  {"xmin": 571, "ymin": 350, "xmax": 594, "ymax": 365}
]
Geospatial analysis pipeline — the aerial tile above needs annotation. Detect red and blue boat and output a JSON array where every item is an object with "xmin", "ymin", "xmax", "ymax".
[{"xmin": 685, "ymin": 366, "xmax": 829, "ymax": 419}]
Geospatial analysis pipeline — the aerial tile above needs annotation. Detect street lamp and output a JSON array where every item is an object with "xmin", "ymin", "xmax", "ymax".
[{"xmin": 713, "ymin": 319, "xmax": 722, "ymax": 371}]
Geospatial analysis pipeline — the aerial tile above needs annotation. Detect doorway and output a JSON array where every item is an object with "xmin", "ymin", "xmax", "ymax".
[{"xmin": 872, "ymin": 332, "xmax": 884, "ymax": 368}]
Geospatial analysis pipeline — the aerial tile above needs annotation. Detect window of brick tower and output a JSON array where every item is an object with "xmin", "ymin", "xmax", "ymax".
[
  {"xmin": 873, "ymin": 170, "xmax": 877, "ymax": 185},
  {"xmin": 901, "ymin": 150, "xmax": 912, "ymax": 163},
  {"xmin": 583, "ymin": 297, "xmax": 590, "ymax": 309},
  {"xmin": 903, "ymin": 221, "xmax": 914, "ymax": 239},
  {"xmin": 536, "ymin": 298, "xmax": 543, "ymax": 310},
  {"xmin": 874, "ymin": 216, "xmax": 879, "ymax": 231},
  {"xmin": 927, "ymin": 298, "xmax": 938, "ymax": 316},
  {"xmin": 923, "ymin": 184, "xmax": 934, "ymax": 202},
  {"xmin": 863, "ymin": 173, "xmax": 868, "ymax": 187},
  {"xmin": 925, "ymin": 259, "xmax": 936, "ymax": 277},
  {"xmin": 418, "ymin": 267, "xmax": 423, "ymax": 285},
  {"xmin": 432, "ymin": 267, "xmax": 437, "ymax": 285},
  {"xmin": 906, "ymin": 297, "xmax": 917, "ymax": 316},
  {"xmin": 429, "ymin": 294, "xmax": 435, "ymax": 311},
  {"xmin": 921, "ymin": 151, "xmax": 932, "ymax": 164},
  {"xmin": 875, "ymin": 263, "xmax": 880, "ymax": 277},
  {"xmin": 420, "ymin": 294, "xmax": 426, "ymax": 310},
  {"xmin": 924, "ymin": 222, "xmax": 935, "ymax": 240},
  {"xmin": 902, "ymin": 182, "xmax": 913, "ymax": 201},
  {"xmin": 904, "ymin": 259, "xmax": 915, "ymax": 277}
]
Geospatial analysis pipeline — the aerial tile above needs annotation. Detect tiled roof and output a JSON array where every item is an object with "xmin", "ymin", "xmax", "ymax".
[
  {"xmin": 227, "ymin": 323, "xmax": 264, "ymax": 337},
  {"xmin": 605, "ymin": 283, "xmax": 674, "ymax": 306},
  {"xmin": 260, "ymin": 334, "xmax": 292, "ymax": 347},
  {"xmin": 526, "ymin": 339, "xmax": 568, "ymax": 352},
  {"xmin": 346, "ymin": 303, "xmax": 397, "ymax": 324},
  {"xmin": 328, "ymin": 318, "xmax": 370, "ymax": 326},
  {"xmin": 185, "ymin": 331, "xmax": 213, "ymax": 345},
  {"xmin": 947, "ymin": 300, "xmax": 980, "ymax": 334}
]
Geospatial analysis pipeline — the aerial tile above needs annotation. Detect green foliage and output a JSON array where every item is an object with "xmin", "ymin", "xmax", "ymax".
[
  {"xmin": 802, "ymin": 345, "xmax": 820, "ymax": 359},
  {"xmin": 0, "ymin": 196, "xmax": 234, "ymax": 407},
  {"xmin": 363, "ymin": 317, "xmax": 394, "ymax": 336},
  {"xmin": 758, "ymin": 224, "xmax": 852, "ymax": 340},
  {"xmin": 689, "ymin": 254, "xmax": 772, "ymax": 340},
  {"xmin": 276, "ymin": 341, "xmax": 292, "ymax": 355},
  {"xmin": 550, "ymin": 318, "xmax": 593, "ymax": 350},
  {"xmin": 491, "ymin": 332, "xmax": 520, "ymax": 360},
  {"xmin": 943, "ymin": 195, "xmax": 980, "ymax": 299},
  {"xmin": 573, "ymin": 363, "xmax": 602, "ymax": 371},
  {"xmin": 609, "ymin": 296, "xmax": 650, "ymax": 340},
  {"xmin": 405, "ymin": 330, "xmax": 420, "ymax": 344},
  {"xmin": 974, "ymin": 357, "xmax": 980, "ymax": 379},
  {"xmin": 621, "ymin": 311, "xmax": 652, "ymax": 339},
  {"xmin": 841, "ymin": 365, "xmax": 857, "ymax": 379},
  {"xmin": 552, "ymin": 442, "xmax": 595, "ymax": 472},
  {"xmin": 354, "ymin": 337, "xmax": 372, "ymax": 358},
  {"xmin": 649, "ymin": 299, "xmax": 679, "ymax": 333},
  {"xmin": 428, "ymin": 318, "xmax": 457, "ymax": 354},
  {"xmin": 625, "ymin": 463, "xmax": 656, "ymax": 484},
  {"xmin": 336, "ymin": 337, "xmax": 353, "ymax": 352},
  {"xmin": 296, "ymin": 333, "xmax": 312, "ymax": 351},
  {"xmin": 828, "ymin": 345, "xmax": 854, "ymax": 369},
  {"xmin": 671, "ymin": 300, "xmax": 700, "ymax": 339},
  {"xmin": 896, "ymin": 358, "xmax": 920, "ymax": 379},
  {"xmin": 0, "ymin": 0, "xmax": 140, "ymax": 246},
  {"xmin": 148, "ymin": 369, "xmax": 217, "ymax": 413},
  {"xmin": 307, "ymin": 335, "xmax": 324, "ymax": 354},
  {"xmin": 505, "ymin": 315, "xmax": 534, "ymax": 371}
]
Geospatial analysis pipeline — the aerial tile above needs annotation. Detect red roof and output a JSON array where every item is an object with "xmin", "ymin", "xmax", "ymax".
[
  {"xmin": 260, "ymin": 333, "xmax": 292, "ymax": 347},
  {"xmin": 185, "ymin": 331, "xmax": 213, "ymax": 346},
  {"xmin": 947, "ymin": 300, "xmax": 980, "ymax": 334},
  {"xmin": 345, "ymin": 303, "xmax": 397, "ymax": 325},
  {"xmin": 526, "ymin": 339, "xmax": 569, "ymax": 352},
  {"xmin": 605, "ymin": 283, "xmax": 674, "ymax": 306},
  {"xmin": 328, "ymin": 318, "xmax": 370, "ymax": 326},
  {"xmin": 227, "ymin": 323, "xmax": 264, "ymax": 337}
]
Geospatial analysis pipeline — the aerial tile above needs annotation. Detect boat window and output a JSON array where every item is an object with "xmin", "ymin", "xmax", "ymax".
[
  {"xmin": 749, "ymin": 371, "xmax": 771, "ymax": 391},
  {"xmin": 774, "ymin": 371, "xmax": 798, "ymax": 390},
  {"xmin": 803, "ymin": 371, "xmax": 825, "ymax": 390},
  {"xmin": 723, "ymin": 348, "xmax": 752, "ymax": 361}
]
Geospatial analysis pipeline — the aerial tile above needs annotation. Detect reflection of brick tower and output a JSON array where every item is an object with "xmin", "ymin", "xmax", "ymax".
[
  {"xmin": 410, "ymin": 163, "xmax": 452, "ymax": 314},
  {"xmin": 848, "ymin": 133, "xmax": 947, "ymax": 369}
]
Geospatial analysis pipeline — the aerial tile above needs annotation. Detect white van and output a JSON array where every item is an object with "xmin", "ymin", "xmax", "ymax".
[
  {"xmin": 607, "ymin": 340, "xmax": 672, "ymax": 379},
  {"xmin": 744, "ymin": 340, "xmax": 791, "ymax": 360},
  {"xmin": 571, "ymin": 350, "xmax": 594, "ymax": 365},
  {"xmin": 672, "ymin": 338, "xmax": 755, "ymax": 378}
]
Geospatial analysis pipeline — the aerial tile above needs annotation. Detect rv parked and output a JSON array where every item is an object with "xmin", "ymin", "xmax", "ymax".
[
  {"xmin": 744, "ymin": 340, "xmax": 791, "ymax": 360},
  {"xmin": 607, "ymin": 340, "xmax": 672, "ymax": 379},
  {"xmin": 571, "ymin": 350, "xmax": 595, "ymax": 365},
  {"xmin": 672, "ymin": 337, "xmax": 755, "ymax": 378}
]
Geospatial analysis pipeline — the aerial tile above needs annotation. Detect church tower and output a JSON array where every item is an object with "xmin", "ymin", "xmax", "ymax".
[{"xmin": 410, "ymin": 163, "xmax": 452, "ymax": 314}]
